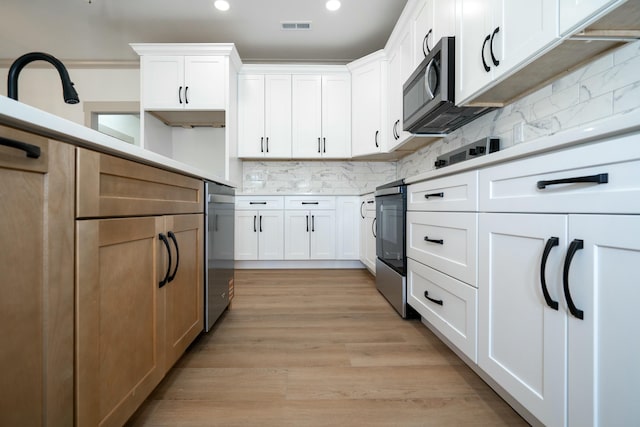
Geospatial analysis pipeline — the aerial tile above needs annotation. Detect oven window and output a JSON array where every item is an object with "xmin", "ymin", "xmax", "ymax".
[{"xmin": 376, "ymin": 195, "xmax": 406, "ymax": 274}]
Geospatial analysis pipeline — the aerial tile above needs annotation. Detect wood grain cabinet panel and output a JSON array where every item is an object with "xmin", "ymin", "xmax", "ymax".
[
  {"xmin": 0, "ymin": 125, "xmax": 74, "ymax": 426},
  {"xmin": 76, "ymin": 147, "xmax": 204, "ymax": 218}
]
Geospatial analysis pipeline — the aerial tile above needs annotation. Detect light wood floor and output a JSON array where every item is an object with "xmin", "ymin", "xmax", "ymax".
[{"xmin": 127, "ymin": 269, "xmax": 528, "ymax": 426}]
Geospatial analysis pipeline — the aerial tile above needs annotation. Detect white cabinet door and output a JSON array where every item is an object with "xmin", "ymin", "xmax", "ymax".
[
  {"xmin": 265, "ymin": 75, "xmax": 293, "ymax": 158},
  {"xmin": 238, "ymin": 75, "xmax": 266, "ymax": 157},
  {"xmin": 350, "ymin": 56, "xmax": 386, "ymax": 157},
  {"xmin": 238, "ymin": 74, "xmax": 291, "ymax": 158},
  {"xmin": 336, "ymin": 197, "xmax": 360, "ymax": 260},
  {"xmin": 559, "ymin": 0, "xmax": 623, "ymax": 35},
  {"xmin": 234, "ymin": 210, "xmax": 259, "ymax": 260},
  {"xmin": 284, "ymin": 210, "xmax": 312, "ymax": 259},
  {"xmin": 567, "ymin": 214, "xmax": 640, "ymax": 427},
  {"xmin": 183, "ymin": 56, "xmax": 225, "ymax": 110},
  {"xmin": 479, "ymin": 213, "xmax": 568, "ymax": 427},
  {"xmin": 387, "ymin": 28, "xmax": 413, "ymax": 151},
  {"xmin": 309, "ymin": 210, "xmax": 336, "ymax": 259},
  {"xmin": 292, "ymin": 75, "xmax": 323, "ymax": 158},
  {"xmin": 413, "ymin": 0, "xmax": 456, "ymax": 66},
  {"xmin": 456, "ymin": 0, "xmax": 558, "ymax": 105},
  {"xmin": 364, "ymin": 208, "xmax": 377, "ymax": 273},
  {"xmin": 141, "ymin": 56, "xmax": 184, "ymax": 109},
  {"xmin": 321, "ymin": 74, "xmax": 351, "ymax": 158},
  {"xmin": 257, "ymin": 210, "xmax": 285, "ymax": 260}
]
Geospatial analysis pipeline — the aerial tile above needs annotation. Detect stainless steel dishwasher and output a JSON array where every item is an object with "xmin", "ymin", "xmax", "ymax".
[{"xmin": 205, "ymin": 181, "xmax": 235, "ymax": 331}]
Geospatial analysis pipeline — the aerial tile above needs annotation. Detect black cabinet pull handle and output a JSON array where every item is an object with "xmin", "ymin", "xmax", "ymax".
[
  {"xmin": 158, "ymin": 233, "xmax": 171, "ymax": 288},
  {"xmin": 0, "ymin": 136, "xmax": 41, "ymax": 159},
  {"xmin": 178, "ymin": 86, "xmax": 183, "ymax": 104},
  {"xmin": 540, "ymin": 237, "xmax": 560, "ymax": 310},
  {"xmin": 259, "ymin": 215, "xmax": 263, "ymax": 232},
  {"xmin": 424, "ymin": 236, "xmax": 444, "ymax": 245},
  {"xmin": 367, "ymin": 200, "xmax": 375, "ymax": 204},
  {"xmin": 375, "ymin": 130, "xmax": 379, "ymax": 148},
  {"xmin": 323, "ymin": 137, "xmax": 326, "ymax": 153},
  {"xmin": 424, "ymin": 290, "xmax": 443, "ymax": 306},
  {"xmin": 423, "ymin": 29, "xmax": 433, "ymax": 56},
  {"xmin": 250, "ymin": 201, "xmax": 267, "ymax": 205},
  {"xmin": 490, "ymin": 27, "xmax": 500, "ymax": 67},
  {"xmin": 537, "ymin": 173, "xmax": 608, "ymax": 190},
  {"xmin": 184, "ymin": 86, "xmax": 189, "ymax": 104},
  {"xmin": 167, "ymin": 231, "xmax": 180, "ymax": 283},
  {"xmin": 306, "ymin": 215, "xmax": 309, "ymax": 232},
  {"xmin": 360, "ymin": 201, "xmax": 366, "ymax": 219},
  {"xmin": 563, "ymin": 239, "xmax": 585, "ymax": 320},
  {"xmin": 424, "ymin": 192, "xmax": 444, "ymax": 199},
  {"xmin": 312, "ymin": 215, "xmax": 315, "ymax": 232},
  {"xmin": 253, "ymin": 215, "xmax": 257, "ymax": 233},
  {"xmin": 302, "ymin": 202, "xmax": 319, "ymax": 205},
  {"xmin": 372, "ymin": 217, "xmax": 377, "ymax": 238},
  {"xmin": 266, "ymin": 137, "xmax": 269, "ymax": 153},
  {"xmin": 481, "ymin": 34, "xmax": 491, "ymax": 72},
  {"xmin": 318, "ymin": 137, "xmax": 321, "ymax": 153}
]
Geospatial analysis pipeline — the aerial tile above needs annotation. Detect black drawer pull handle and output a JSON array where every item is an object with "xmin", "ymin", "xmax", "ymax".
[
  {"xmin": 537, "ymin": 173, "xmax": 608, "ymax": 189},
  {"xmin": 367, "ymin": 200, "xmax": 375, "ymax": 204},
  {"xmin": 540, "ymin": 237, "xmax": 559, "ymax": 310},
  {"xmin": 158, "ymin": 233, "xmax": 172, "ymax": 288},
  {"xmin": 0, "ymin": 136, "xmax": 41, "ymax": 159},
  {"xmin": 424, "ymin": 192, "xmax": 444, "ymax": 199},
  {"xmin": 424, "ymin": 291, "xmax": 443, "ymax": 306},
  {"xmin": 424, "ymin": 236, "xmax": 444, "ymax": 245},
  {"xmin": 167, "ymin": 231, "xmax": 180, "ymax": 283},
  {"xmin": 302, "ymin": 202, "xmax": 319, "ymax": 205},
  {"xmin": 250, "ymin": 201, "xmax": 267, "ymax": 205},
  {"xmin": 563, "ymin": 239, "xmax": 584, "ymax": 320}
]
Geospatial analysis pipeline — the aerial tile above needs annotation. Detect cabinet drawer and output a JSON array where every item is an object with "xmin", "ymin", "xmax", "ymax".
[
  {"xmin": 479, "ymin": 133, "xmax": 640, "ymax": 214},
  {"xmin": 76, "ymin": 148, "xmax": 204, "ymax": 218},
  {"xmin": 408, "ymin": 170, "xmax": 478, "ymax": 211},
  {"xmin": 407, "ymin": 211, "xmax": 477, "ymax": 287},
  {"xmin": 285, "ymin": 195, "xmax": 336, "ymax": 210},
  {"xmin": 407, "ymin": 259, "xmax": 477, "ymax": 362},
  {"xmin": 236, "ymin": 195, "xmax": 284, "ymax": 210}
]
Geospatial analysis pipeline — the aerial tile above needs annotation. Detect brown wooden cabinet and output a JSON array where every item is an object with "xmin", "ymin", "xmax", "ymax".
[
  {"xmin": 0, "ymin": 125, "xmax": 75, "ymax": 426},
  {"xmin": 75, "ymin": 148, "xmax": 204, "ymax": 426}
]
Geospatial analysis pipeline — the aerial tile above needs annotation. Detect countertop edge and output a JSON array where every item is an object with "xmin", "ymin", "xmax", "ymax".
[{"xmin": 0, "ymin": 96, "xmax": 237, "ymax": 188}]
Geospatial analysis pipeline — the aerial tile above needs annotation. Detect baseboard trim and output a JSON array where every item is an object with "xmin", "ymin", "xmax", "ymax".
[{"xmin": 234, "ymin": 260, "xmax": 365, "ymax": 269}]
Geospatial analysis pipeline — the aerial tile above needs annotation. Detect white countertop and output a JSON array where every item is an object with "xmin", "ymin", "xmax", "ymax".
[
  {"xmin": 0, "ymin": 96, "xmax": 237, "ymax": 187},
  {"xmin": 404, "ymin": 108, "xmax": 640, "ymax": 185}
]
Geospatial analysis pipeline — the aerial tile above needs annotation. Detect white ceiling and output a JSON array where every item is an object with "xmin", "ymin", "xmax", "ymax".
[{"xmin": 1, "ymin": 0, "xmax": 408, "ymax": 64}]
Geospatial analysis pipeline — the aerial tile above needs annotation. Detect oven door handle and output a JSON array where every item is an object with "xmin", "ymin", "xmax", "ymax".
[{"xmin": 372, "ymin": 217, "xmax": 377, "ymax": 238}]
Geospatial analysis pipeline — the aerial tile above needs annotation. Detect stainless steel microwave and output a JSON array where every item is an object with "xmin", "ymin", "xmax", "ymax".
[{"xmin": 403, "ymin": 36, "xmax": 493, "ymax": 135}]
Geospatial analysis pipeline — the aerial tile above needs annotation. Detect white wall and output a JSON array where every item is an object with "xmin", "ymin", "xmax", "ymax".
[{"xmin": 0, "ymin": 67, "xmax": 140, "ymax": 124}]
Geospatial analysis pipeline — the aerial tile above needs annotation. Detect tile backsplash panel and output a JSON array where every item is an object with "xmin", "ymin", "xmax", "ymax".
[
  {"xmin": 242, "ymin": 161, "xmax": 396, "ymax": 195},
  {"xmin": 397, "ymin": 41, "xmax": 640, "ymax": 179},
  {"xmin": 242, "ymin": 41, "xmax": 640, "ymax": 194}
]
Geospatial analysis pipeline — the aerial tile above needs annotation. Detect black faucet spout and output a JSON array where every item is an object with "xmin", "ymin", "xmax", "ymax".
[{"xmin": 7, "ymin": 52, "xmax": 80, "ymax": 104}]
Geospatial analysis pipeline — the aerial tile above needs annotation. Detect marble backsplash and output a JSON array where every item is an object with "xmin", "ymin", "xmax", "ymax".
[
  {"xmin": 241, "ymin": 160, "xmax": 397, "ymax": 195},
  {"xmin": 241, "ymin": 41, "xmax": 640, "ymax": 194},
  {"xmin": 397, "ymin": 40, "xmax": 640, "ymax": 179}
]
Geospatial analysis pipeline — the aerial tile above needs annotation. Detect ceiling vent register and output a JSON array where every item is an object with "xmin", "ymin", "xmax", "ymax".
[{"xmin": 281, "ymin": 22, "xmax": 312, "ymax": 30}]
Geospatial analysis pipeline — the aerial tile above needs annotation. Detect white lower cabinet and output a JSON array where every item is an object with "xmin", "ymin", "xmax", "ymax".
[
  {"xmin": 408, "ymin": 258, "xmax": 477, "ymax": 361},
  {"xmin": 235, "ymin": 196, "xmax": 284, "ymax": 260},
  {"xmin": 359, "ymin": 194, "xmax": 377, "ymax": 273},
  {"xmin": 284, "ymin": 210, "xmax": 336, "ymax": 260},
  {"xmin": 336, "ymin": 196, "xmax": 360, "ymax": 260}
]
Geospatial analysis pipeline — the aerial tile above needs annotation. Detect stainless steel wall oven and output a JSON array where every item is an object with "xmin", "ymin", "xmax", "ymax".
[{"xmin": 375, "ymin": 180, "xmax": 417, "ymax": 319}]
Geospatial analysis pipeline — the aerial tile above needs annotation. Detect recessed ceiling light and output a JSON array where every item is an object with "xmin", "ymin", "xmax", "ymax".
[
  {"xmin": 214, "ymin": 0, "xmax": 230, "ymax": 11},
  {"xmin": 326, "ymin": 0, "xmax": 341, "ymax": 11}
]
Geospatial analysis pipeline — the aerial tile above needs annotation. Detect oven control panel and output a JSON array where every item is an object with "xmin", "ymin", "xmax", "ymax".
[{"xmin": 434, "ymin": 137, "xmax": 499, "ymax": 169}]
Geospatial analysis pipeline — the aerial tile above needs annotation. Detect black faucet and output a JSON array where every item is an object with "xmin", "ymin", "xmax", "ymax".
[{"xmin": 7, "ymin": 52, "xmax": 79, "ymax": 104}]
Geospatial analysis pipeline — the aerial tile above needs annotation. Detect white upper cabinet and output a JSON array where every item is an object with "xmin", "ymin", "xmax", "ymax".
[
  {"xmin": 387, "ymin": 27, "xmax": 414, "ymax": 151},
  {"xmin": 456, "ymin": 0, "xmax": 559, "ymax": 105},
  {"xmin": 238, "ymin": 74, "xmax": 292, "ymax": 158},
  {"xmin": 292, "ymin": 74, "xmax": 351, "ymax": 159},
  {"xmin": 412, "ymin": 0, "xmax": 456, "ymax": 67},
  {"xmin": 141, "ymin": 55, "xmax": 225, "ymax": 110},
  {"xmin": 349, "ymin": 51, "xmax": 387, "ymax": 158},
  {"xmin": 559, "ymin": 0, "xmax": 625, "ymax": 35}
]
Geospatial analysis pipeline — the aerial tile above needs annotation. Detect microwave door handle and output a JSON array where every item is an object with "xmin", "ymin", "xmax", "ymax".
[{"xmin": 424, "ymin": 58, "xmax": 436, "ymax": 100}]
